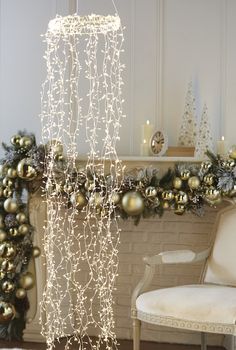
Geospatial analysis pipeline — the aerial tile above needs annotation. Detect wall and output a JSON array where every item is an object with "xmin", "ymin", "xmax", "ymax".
[{"xmin": 1, "ymin": 0, "xmax": 236, "ymax": 157}]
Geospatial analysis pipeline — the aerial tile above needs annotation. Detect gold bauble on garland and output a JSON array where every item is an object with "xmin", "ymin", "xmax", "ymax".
[
  {"xmin": 7, "ymin": 168, "xmax": 17, "ymax": 179},
  {"xmin": 0, "ymin": 301, "xmax": 16, "ymax": 323},
  {"xmin": 205, "ymin": 187, "xmax": 220, "ymax": 201},
  {"xmin": 162, "ymin": 190, "xmax": 174, "ymax": 201},
  {"xmin": 19, "ymin": 272, "xmax": 35, "ymax": 290},
  {"xmin": 3, "ymin": 188, "xmax": 13, "ymax": 198},
  {"xmin": 17, "ymin": 158, "xmax": 37, "ymax": 181},
  {"xmin": 0, "ymin": 242, "xmax": 16, "ymax": 259},
  {"xmin": 32, "ymin": 246, "xmax": 41, "ymax": 258},
  {"xmin": 18, "ymin": 224, "xmax": 30, "ymax": 235},
  {"xmin": 229, "ymin": 145, "xmax": 236, "ymax": 160},
  {"xmin": 70, "ymin": 192, "xmax": 87, "ymax": 209},
  {"xmin": 163, "ymin": 201, "xmax": 170, "ymax": 209},
  {"xmin": 9, "ymin": 228, "xmax": 19, "ymax": 237},
  {"xmin": 203, "ymin": 174, "xmax": 215, "ymax": 186},
  {"xmin": 2, "ymin": 178, "xmax": 13, "ymax": 188},
  {"xmin": 122, "ymin": 191, "xmax": 144, "ymax": 216},
  {"xmin": 200, "ymin": 161, "xmax": 212, "ymax": 172},
  {"xmin": 2, "ymin": 280, "xmax": 15, "ymax": 294},
  {"xmin": 19, "ymin": 136, "xmax": 33, "ymax": 150},
  {"xmin": 174, "ymin": 204, "xmax": 186, "ymax": 215},
  {"xmin": 175, "ymin": 191, "xmax": 188, "ymax": 204},
  {"xmin": 89, "ymin": 192, "xmax": 103, "ymax": 207},
  {"xmin": 0, "ymin": 230, "xmax": 7, "ymax": 242},
  {"xmin": 188, "ymin": 176, "xmax": 200, "ymax": 190},
  {"xmin": 3, "ymin": 198, "xmax": 18, "ymax": 213},
  {"xmin": 224, "ymin": 159, "xmax": 235, "ymax": 169},
  {"xmin": 110, "ymin": 192, "xmax": 121, "ymax": 204},
  {"xmin": 46, "ymin": 139, "xmax": 63, "ymax": 156},
  {"xmin": 180, "ymin": 169, "xmax": 191, "ymax": 180},
  {"xmin": 10, "ymin": 135, "xmax": 21, "ymax": 147},
  {"xmin": 153, "ymin": 197, "xmax": 160, "ymax": 207},
  {"xmin": 1, "ymin": 259, "xmax": 15, "ymax": 273},
  {"xmin": 16, "ymin": 212, "xmax": 27, "ymax": 224},
  {"xmin": 145, "ymin": 186, "xmax": 157, "ymax": 198},
  {"xmin": 173, "ymin": 177, "xmax": 182, "ymax": 190},
  {"xmin": 15, "ymin": 288, "xmax": 27, "ymax": 299}
]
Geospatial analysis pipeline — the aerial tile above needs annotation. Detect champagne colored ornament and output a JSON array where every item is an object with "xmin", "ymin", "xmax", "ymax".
[
  {"xmin": 11, "ymin": 134, "xmax": 21, "ymax": 147},
  {"xmin": 0, "ymin": 216, "xmax": 4, "ymax": 229},
  {"xmin": 175, "ymin": 204, "xmax": 185, "ymax": 215},
  {"xmin": 70, "ymin": 192, "xmax": 87, "ymax": 209},
  {"xmin": 180, "ymin": 169, "xmax": 191, "ymax": 180},
  {"xmin": 0, "ymin": 242, "xmax": 16, "ymax": 259},
  {"xmin": 175, "ymin": 191, "xmax": 188, "ymax": 204},
  {"xmin": 3, "ymin": 198, "xmax": 18, "ymax": 213},
  {"xmin": 163, "ymin": 201, "xmax": 170, "ymax": 209},
  {"xmin": 162, "ymin": 190, "xmax": 175, "ymax": 201},
  {"xmin": 16, "ymin": 212, "xmax": 27, "ymax": 224},
  {"xmin": 122, "ymin": 191, "xmax": 144, "ymax": 216},
  {"xmin": 7, "ymin": 168, "xmax": 17, "ymax": 179},
  {"xmin": 205, "ymin": 187, "xmax": 220, "ymax": 201},
  {"xmin": 0, "ymin": 230, "xmax": 7, "ymax": 242},
  {"xmin": 110, "ymin": 192, "xmax": 121, "ymax": 204},
  {"xmin": 32, "ymin": 246, "xmax": 41, "ymax": 258},
  {"xmin": 18, "ymin": 224, "xmax": 30, "ymax": 235},
  {"xmin": 224, "ymin": 159, "xmax": 235, "ymax": 169},
  {"xmin": 173, "ymin": 177, "xmax": 182, "ymax": 190},
  {"xmin": 203, "ymin": 174, "xmax": 215, "ymax": 186},
  {"xmin": 2, "ymin": 178, "xmax": 13, "ymax": 188},
  {"xmin": 3, "ymin": 188, "xmax": 13, "ymax": 198},
  {"xmin": 19, "ymin": 136, "xmax": 33, "ymax": 150},
  {"xmin": 16, "ymin": 288, "xmax": 27, "ymax": 299},
  {"xmin": 0, "ymin": 301, "xmax": 15, "ymax": 323},
  {"xmin": 2, "ymin": 280, "xmax": 15, "ymax": 294},
  {"xmin": 17, "ymin": 158, "xmax": 37, "ymax": 181},
  {"xmin": 19, "ymin": 272, "xmax": 35, "ymax": 290},
  {"xmin": 229, "ymin": 145, "xmax": 236, "ymax": 160},
  {"xmin": 9, "ymin": 228, "xmax": 19, "ymax": 237},
  {"xmin": 145, "ymin": 186, "xmax": 157, "ymax": 198},
  {"xmin": 200, "ymin": 161, "xmax": 212, "ymax": 172},
  {"xmin": 89, "ymin": 192, "xmax": 103, "ymax": 208},
  {"xmin": 1, "ymin": 259, "xmax": 15, "ymax": 273},
  {"xmin": 188, "ymin": 176, "xmax": 200, "ymax": 190}
]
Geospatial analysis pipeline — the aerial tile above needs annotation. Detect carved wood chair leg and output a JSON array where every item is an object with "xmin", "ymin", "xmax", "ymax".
[
  {"xmin": 231, "ymin": 335, "xmax": 235, "ymax": 350},
  {"xmin": 201, "ymin": 332, "xmax": 207, "ymax": 350},
  {"xmin": 133, "ymin": 319, "xmax": 141, "ymax": 350}
]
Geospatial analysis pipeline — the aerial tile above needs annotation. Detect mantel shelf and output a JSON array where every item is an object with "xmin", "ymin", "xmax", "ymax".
[{"xmin": 119, "ymin": 156, "xmax": 202, "ymax": 162}]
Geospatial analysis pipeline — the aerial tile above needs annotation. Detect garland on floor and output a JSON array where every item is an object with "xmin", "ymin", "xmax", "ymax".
[{"xmin": 0, "ymin": 131, "xmax": 236, "ymax": 340}]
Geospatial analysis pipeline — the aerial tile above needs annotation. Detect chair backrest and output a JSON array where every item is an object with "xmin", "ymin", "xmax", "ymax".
[{"xmin": 204, "ymin": 204, "xmax": 236, "ymax": 287}]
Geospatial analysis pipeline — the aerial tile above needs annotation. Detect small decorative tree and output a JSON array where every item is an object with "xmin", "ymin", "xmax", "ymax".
[
  {"xmin": 178, "ymin": 81, "xmax": 197, "ymax": 147},
  {"xmin": 195, "ymin": 103, "xmax": 214, "ymax": 158}
]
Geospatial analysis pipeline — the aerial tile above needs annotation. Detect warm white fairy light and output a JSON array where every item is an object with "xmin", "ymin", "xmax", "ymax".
[{"xmin": 40, "ymin": 13, "xmax": 124, "ymax": 350}]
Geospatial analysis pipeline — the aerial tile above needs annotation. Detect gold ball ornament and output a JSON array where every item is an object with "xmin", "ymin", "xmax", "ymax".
[
  {"xmin": 2, "ymin": 280, "xmax": 15, "ymax": 294},
  {"xmin": 163, "ymin": 201, "xmax": 170, "ymax": 209},
  {"xmin": 16, "ymin": 212, "xmax": 27, "ymax": 224},
  {"xmin": 9, "ymin": 228, "xmax": 19, "ymax": 237},
  {"xmin": 3, "ymin": 188, "xmax": 13, "ymax": 198},
  {"xmin": 0, "ymin": 301, "xmax": 16, "ymax": 323},
  {"xmin": 89, "ymin": 192, "xmax": 103, "ymax": 207},
  {"xmin": 200, "ymin": 161, "xmax": 212, "ymax": 172},
  {"xmin": 18, "ymin": 224, "xmax": 30, "ymax": 235},
  {"xmin": 0, "ymin": 242, "xmax": 16, "ymax": 259},
  {"xmin": 162, "ymin": 190, "xmax": 175, "ymax": 201},
  {"xmin": 203, "ymin": 174, "xmax": 215, "ymax": 186},
  {"xmin": 3, "ymin": 198, "xmax": 18, "ymax": 213},
  {"xmin": 205, "ymin": 187, "xmax": 220, "ymax": 201},
  {"xmin": 110, "ymin": 192, "xmax": 121, "ymax": 205},
  {"xmin": 15, "ymin": 288, "xmax": 27, "ymax": 299},
  {"xmin": 224, "ymin": 159, "xmax": 235, "ymax": 169},
  {"xmin": 188, "ymin": 176, "xmax": 200, "ymax": 190},
  {"xmin": 0, "ymin": 230, "xmax": 7, "ymax": 242},
  {"xmin": 2, "ymin": 178, "xmax": 13, "ymax": 188},
  {"xmin": 19, "ymin": 272, "xmax": 35, "ymax": 290},
  {"xmin": 0, "ymin": 272, "xmax": 6, "ymax": 280},
  {"xmin": 19, "ymin": 136, "xmax": 34, "ymax": 150},
  {"xmin": 173, "ymin": 177, "xmax": 182, "ymax": 190},
  {"xmin": 153, "ymin": 197, "xmax": 160, "ymax": 207},
  {"xmin": 32, "ymin": 246, "xmax": 41, "ymax": 258},
  {"xmin": 46, "ymin": 139, "xmax": 63, "ymax": 156},
  {"xmin": 145, "ymin": 186, "xmax": 157, "ymax": 198},
  {"xmin": 17, "ymin": 158, "xmax": 37, "ymax": 181},
  {"xmin": 7, "ymin": 168, "xmax": 17, "ymax": 179},
  {"xmin": 174, "ymin": 204, "xmax": 186, "ymax": 215},
  {"xmin": 180, "ymin": 169, "xmax": 191, "ymax": 180},
  {"xmin": 229, "ymin": 145, "xmax": 236, "ymax": 160},
  {"xmin": 1, "ymin": 260, "xmax": 15, "ymax": 273},
  {"xmin": 175, "ymin": 191, "xmax": 188, "ymax": 204},
  {"xmin": 122, "ymin": 191, "xmax": 144, "ymax": 216},
  {"xmin": 70, "ymin": 192, "xmax": 87, "ymax": 209},
  {"xmin": 10, "ymin": 134, "xmax": 21, "ymax": 147}
]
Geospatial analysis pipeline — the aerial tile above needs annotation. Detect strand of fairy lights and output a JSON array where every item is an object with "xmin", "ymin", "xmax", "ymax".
[{"xmin": 40, "ymin": 14, "xmax": 124, "ymax": 350}]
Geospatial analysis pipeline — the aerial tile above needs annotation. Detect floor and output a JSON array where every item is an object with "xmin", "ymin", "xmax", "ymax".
[{"xmin": 0, "ymin": 339, "xmax": 225, "ymax": 350}]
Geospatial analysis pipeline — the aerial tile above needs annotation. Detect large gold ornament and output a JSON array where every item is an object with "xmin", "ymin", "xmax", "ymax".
[
  {"xmin": 7, "ymin": 168, "xmax": 17, "ymax": 179},
  {"xmin": 188, "ymin": 176, "xmax": 200, "ymax": 190},
  {"xmin": 173, "ymin": 177, "xmax": 182, "ymax": 190},
  {"xmin": 3, "ymin": 198, "xmax": 18, "ymax": 213},
  {"xmin": 32, "ymin": 246, "xmax": 41, "ymax": 258},
  {"xmin": 122, "ymin": 191, "xmax": 144, "ymax": 216},
  {"xmin": 17, "ymin": 158, "xmax": 37, "ymax": 181},
  {"xmin": 16, "ymin": 288, "xmax": 27, "ymax": 299},
  {"xmin": 70, "ymin": 192, "xmax": 87, "ymax": 209},
  {"xmin": 175, "ymin": 191, "xmax": 188, "ymax": 204},
  {"xmin": 0, "ymin": 301, "xmax": 15, "ymax": 323},
  {"xmin": 16, "ymin": 212, "xmax": 27, "ymax": 224},
  {"xmin": 162, "ymin": 190, "xmax": 175, "ymax": 201},
  {"xmin": 180, "ymin": 169, "xmax": 191, "ymax": 180},
  {"xmin": 205, "ymin": 187, "xmax": 220, "ymax": 201},
  {"xmin": 145, "ymin": 186, "xmax": 157, "ymax": 198},
  {"xmin": 0, "ymin": 242, "xmax": 16, "ymax": 259},
  {"xmin": 19, "ymin": 272, "xmax": 35, "ymax": 290},
  {"xmin": 229, "ymin": 145, "xmax": 236, "ymax": 160},
  {"xmin": 203, "ymin": 174, "xmax": 215, "ymax": 186},
  {"xmin": 19, "ymin": 136, "xmax": 34, "ymax": 150},
  {"xmin": 2, "ymin": 280, "xmax": 15, "ymax": 294}
]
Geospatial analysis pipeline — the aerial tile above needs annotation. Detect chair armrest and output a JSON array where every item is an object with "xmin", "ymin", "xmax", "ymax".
[{"xmin": 144, "ymin": 247, "xmax": 211, "ymax": 266}]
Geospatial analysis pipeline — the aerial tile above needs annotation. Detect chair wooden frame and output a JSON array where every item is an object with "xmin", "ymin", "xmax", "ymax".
[{"xmin": 131, "ymin": 200, "xmax": 236, "ymax": 350}]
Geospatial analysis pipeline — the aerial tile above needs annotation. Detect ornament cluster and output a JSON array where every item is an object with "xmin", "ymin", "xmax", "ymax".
[{"xmin": 1, "ymin": 131, "xmax": 236, "ymax": 340}]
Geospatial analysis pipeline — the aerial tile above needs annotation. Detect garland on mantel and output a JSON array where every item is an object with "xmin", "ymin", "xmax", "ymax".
[{"xmin": 0, "ymin": 131, "xmax": 236, "ymax": 340}]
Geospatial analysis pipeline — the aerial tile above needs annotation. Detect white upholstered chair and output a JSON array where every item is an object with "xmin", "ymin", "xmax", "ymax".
[{"xmin": 131, "ymin": 203, "xmax": 236, "ymax": 350}]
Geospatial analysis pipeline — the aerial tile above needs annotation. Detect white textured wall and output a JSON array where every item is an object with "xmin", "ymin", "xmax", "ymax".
[{"xmin": 1, "ymin": 0, "xmax": 236, "ymax": 156}]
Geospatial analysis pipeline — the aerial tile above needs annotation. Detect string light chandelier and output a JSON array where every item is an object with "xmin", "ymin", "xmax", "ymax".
[{"xmin": 40, "ymin": 5, "xmax": 124, "ymax": 350}]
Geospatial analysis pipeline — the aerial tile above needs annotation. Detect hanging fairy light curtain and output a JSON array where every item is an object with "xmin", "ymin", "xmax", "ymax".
[{"xmin": 40, "ymin": 12, "xmax": 124, "ymax": 350}]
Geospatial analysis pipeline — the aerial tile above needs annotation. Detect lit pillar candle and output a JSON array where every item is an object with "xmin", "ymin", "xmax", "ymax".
[
  {"xmin": 140, "ymin": 139, "xmax": 149, "ymax": 156},
  {"xmin": 217, "ymin": 136, "xmax": 226, "ymax": 156},
  {"xmin": 141, "ymin": 120, "xmax": 154, "ymax": 144}
]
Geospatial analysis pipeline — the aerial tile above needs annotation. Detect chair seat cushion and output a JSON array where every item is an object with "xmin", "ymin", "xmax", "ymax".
[{"xmin": 136, "ymin": 284, "xmax": 236, "ymax": 334}]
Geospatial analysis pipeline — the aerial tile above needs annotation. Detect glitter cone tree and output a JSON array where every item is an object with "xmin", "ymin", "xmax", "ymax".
[
  {"xmin": 178, "ymin": 81, "xmax": 197, "ymax": 147},
  {"xmin": 195, "ymin": 103, "xmax": 214, "ymax": 159}
]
